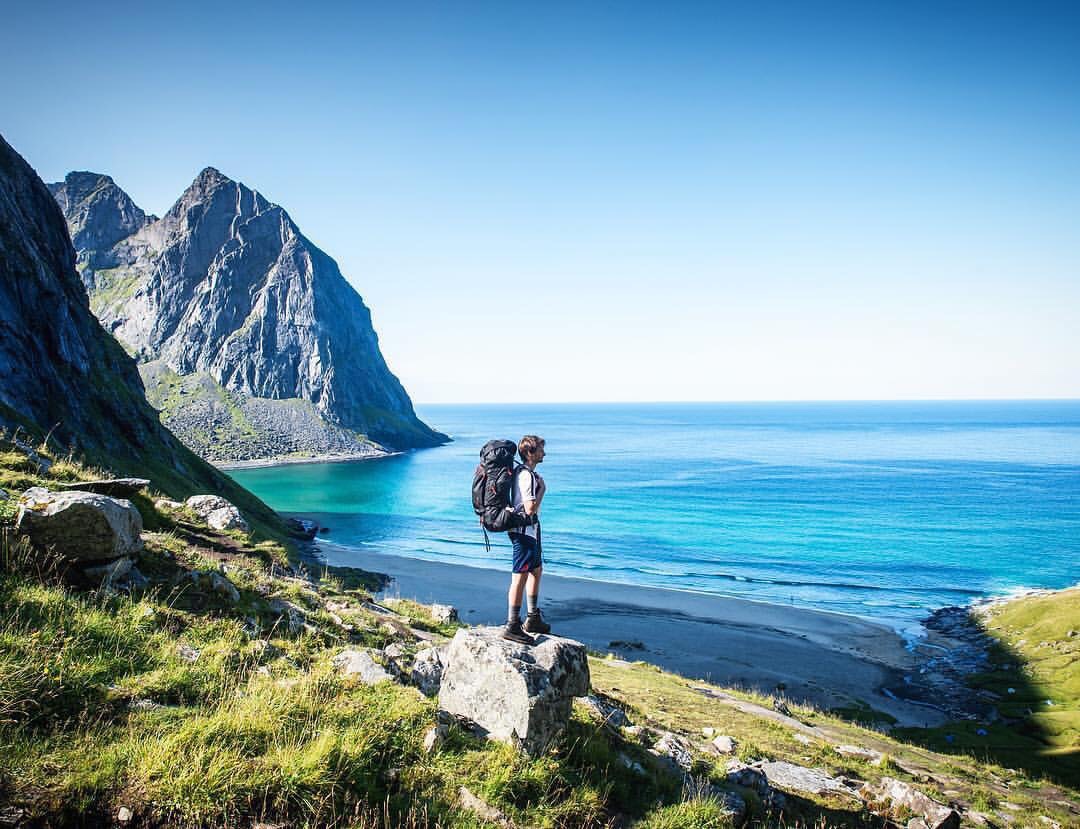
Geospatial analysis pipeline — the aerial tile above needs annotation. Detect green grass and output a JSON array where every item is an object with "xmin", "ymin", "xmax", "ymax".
[
  {"xmin": 3, "ymin": 446, "xmax": 1079, "ymax": 827},
  {"xmin": 893, "ymin": 588, "xmax": 1080, "ymax": 789}
]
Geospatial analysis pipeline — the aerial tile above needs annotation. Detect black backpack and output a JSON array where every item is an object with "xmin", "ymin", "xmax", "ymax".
[{"xmin": 472, "ymin": 440, "xmax": 535, "ymax": 543}]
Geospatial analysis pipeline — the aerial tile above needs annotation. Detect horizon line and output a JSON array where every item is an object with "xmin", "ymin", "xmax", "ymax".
[{"xmin": 415, "ymin": 397, "xmax": 1080, "ymax": 406}]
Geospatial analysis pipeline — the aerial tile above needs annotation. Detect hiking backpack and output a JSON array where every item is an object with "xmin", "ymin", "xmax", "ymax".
[{"xmin": 472, "ymin": 439, "xmax": 535, "ymax": 539}]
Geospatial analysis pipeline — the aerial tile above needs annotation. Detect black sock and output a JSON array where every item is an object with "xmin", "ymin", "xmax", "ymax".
[
  {"xmin": 526, "ymin": 593, "xmax": 539, "ymax": 616},
  {"xmin": 508, "ymin": 604, "xmax": 521, "ymax": 625}
]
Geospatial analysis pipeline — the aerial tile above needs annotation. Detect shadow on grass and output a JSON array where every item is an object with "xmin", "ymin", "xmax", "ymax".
[{"xmin": 894, "ymin": 612, "xmax": 1080, "ymax": 791}]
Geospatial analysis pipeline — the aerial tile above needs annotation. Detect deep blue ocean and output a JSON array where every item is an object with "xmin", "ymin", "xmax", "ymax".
[{"xmin": 228, "ymin": 402, "xmax": 1080, "ymax": 635}]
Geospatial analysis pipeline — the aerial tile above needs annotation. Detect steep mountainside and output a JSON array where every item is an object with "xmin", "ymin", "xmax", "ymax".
[
  {"xmin": 50, "ymin": 168, "xmax": 446, "ymax": 460},
  {"xmin": 0, "ymin": 133, "xmax": 284, "ymax": 531}
]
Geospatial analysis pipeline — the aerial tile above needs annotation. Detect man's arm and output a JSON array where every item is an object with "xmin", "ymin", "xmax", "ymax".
[{"xmin": 520, "ymin": 468, "xmax": 541, "ymax": 516}]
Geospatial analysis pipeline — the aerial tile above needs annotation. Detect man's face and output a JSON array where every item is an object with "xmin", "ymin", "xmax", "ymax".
[{"xmin": 533, "ymin": 445, "xmax": 546, "ymax": 465}]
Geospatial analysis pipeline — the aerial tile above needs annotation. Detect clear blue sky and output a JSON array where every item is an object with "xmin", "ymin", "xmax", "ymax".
[{"xmin": 4, "ymin": 1, "xmax": 1078, "ymax": 402}]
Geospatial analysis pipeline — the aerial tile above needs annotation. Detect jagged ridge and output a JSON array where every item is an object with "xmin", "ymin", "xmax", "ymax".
[
  {"xmin": 0, "ymin": 133, "xmax": 284, "ymax": 535},
  {"xmin": 50, "ymin": 166, "xmax": 446, "ymax": 457}
]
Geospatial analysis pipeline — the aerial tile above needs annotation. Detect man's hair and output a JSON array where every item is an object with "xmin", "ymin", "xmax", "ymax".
[{"xmin": 518, "ymin": 435, "xmax": 545, "ymax": 462}]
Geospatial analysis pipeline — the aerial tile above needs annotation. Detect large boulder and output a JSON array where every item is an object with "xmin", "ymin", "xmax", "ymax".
[
  {"xmin": 438, "ymin": 627, "xmax": 589, "ymax": 756},
  {"xmin": 16, "ymin": 487, "xmax": 143, "ymax": 561},
  {"xmin": 185, "ymin": 495, "xmax": 249, "ymax": 532}
]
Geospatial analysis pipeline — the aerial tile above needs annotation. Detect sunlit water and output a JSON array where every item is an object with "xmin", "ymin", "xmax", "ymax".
[{"xmin": 228, "ymin": 401, "xmax": 1080, "ymax": 635}]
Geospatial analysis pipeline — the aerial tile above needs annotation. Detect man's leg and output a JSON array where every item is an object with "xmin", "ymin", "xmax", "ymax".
[
  {"xmin": 523, "ymin": 561, "xmax": 551, "ymax": 634},
  {"xmin": 508, "ymin": 571, "xmax": 529, "ymax": 624},
  {"xmin": 525, "ymin": 566, "xmax": 542, "ymax": 616}
]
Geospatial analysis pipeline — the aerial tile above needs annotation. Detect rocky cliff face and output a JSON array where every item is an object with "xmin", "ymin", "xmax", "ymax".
[
  {"xmin": 51, "ymin": 167, "xmax": 445, "ymax": 458},
  {"xmin": 0, "ymin": 133, "xmax": 282, "ymax": 527}
]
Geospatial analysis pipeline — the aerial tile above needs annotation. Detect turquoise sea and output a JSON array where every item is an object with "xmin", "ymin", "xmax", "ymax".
[{"xmin": 228, "ymin": 402, "xmax": 1080, "ymax": 636}]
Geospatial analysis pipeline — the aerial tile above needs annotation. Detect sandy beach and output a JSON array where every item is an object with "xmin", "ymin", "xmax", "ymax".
[
  {"xmin": 217, "ymin": 450, "xmax": 398, "ymax": 471},
  {"xmin": 317, "ymin": 542, "xmax": 948, "ymax": 728}
]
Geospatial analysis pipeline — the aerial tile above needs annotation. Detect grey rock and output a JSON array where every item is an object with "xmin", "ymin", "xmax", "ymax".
[
  {"xmin": 423, "ymin": 722, "xmax": 449, "ymax": 753},
  {"xmin": 60, "ymin": 478, "xmax": 150, "ymax": 497},
  {"xmin": 16, "ymin": 488, "xmax": 143, "ymax": 561},
  {"xmin": 835, "ymin": 743, "xmax": 882, "ymax": 762},
  {"xmin": 185, "ymin": 495, "xmax": 249, "ymax": 532},
  {"xmin": 0, "ymin": 489, "xmax": 9, "ymax": 501},
  {"xmin": 726, "ymin": 761, "xmax": 770, "ymax": 794},
  {"xmin": 578, "ymin": 694, "xmax": 630, "ymax": 729},
  {"xmin": 176, "ymin": 644, "xmax": 200, "ymax": 663},
  {"xmin": 757, "ymin": 761, "xmax": 858, "ymax": 797},
  {"xmin": 430, "ymin": 603, "xmax": 458, "ymax": 624},
  {"xmin": 617, "ymin": 752, "xmax": 648, "ymax": 775},
  {"xmin": 862, "ymin": 777, "xmax": 961, "ymax": 829},
  {"xmin": 458, "ymin": 786, "xmax": 514, "ymax": 829},
  {"xmin": 207, "ymin": 572, "xmax": 241, "ymax": 603},
  {"xmin": 154, "ymin": 498, "xmax": 183, "ymax": 511},
  {"xmin": 50, "ymin": 165, "xmax": 447, "ymax": 456},
  {"xmin": 268, "ymin": 598, "xmax": 306, "ymax": 634},
  {"xmin": 83, "ymin": 556, "xmax": 133, "ymax": 586},
  {"xmin": 333, "ymin": 649, "xmax": 395, "ymax": 684},
  {"xmin": 437, "ymin": 627, "xmax": 590, "ymax": 756},
  {"xmin": 650, "ymin": 731, "xmax": 696, "ymax": 773},
  {"xmin": 710, "ymin": 735, "xmax": 737, "ymax": 754},
  {"xmin": 116, "ymin": 805, "xmax": 134, "ymax": 824},
  {"xmin": 383, "ymin": 642, "xmax": 408, "ymax": 660},
  {"xmin": 410, "ymin": 645, "xmax": 446, "ymax": 697}
]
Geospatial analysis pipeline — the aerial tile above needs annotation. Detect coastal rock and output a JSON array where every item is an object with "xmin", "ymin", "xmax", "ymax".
[
  {"xmin": 430, "ymin": 603, "xmax": 458, "ymax": 625},
  {"xmin": 285, "ymin": 517, "xmax": 319, "ymax": 540},
  {"xmin": 410, "ymin": 646, "xmax": 446, "ymax": 697},
  {"xmin": 16, "ymin": 488, "xmax": 143, "ymax": 561},
  {"xmin": 185, "ymin": 495, "xmax": 249, "ymax": 533},
  {"xmin": 59, "ymin": 478, "xmax": 149, "ymax": 497},
  {"xmin": 49, "ymin": 165, "xmax": 447, "ymax": 459},
  {"xmin": 333, "ymin": 649, "xmax": 395, "ymax": 684},
  {"xmin": 437, "ymin": 627, "xmax": 589, "ymax": 756},
  {"xmin": 862, "ymin": 777, "xmax": 961, "ymax": 829}
]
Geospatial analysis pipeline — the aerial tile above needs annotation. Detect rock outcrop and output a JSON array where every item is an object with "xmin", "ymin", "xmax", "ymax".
[
  {"xmin": 49, "ymin": 166, "xmax": 447, "ymax": 459},
  {"xmin": 437, "ymin": 627, "xmax": 590, "ymax": 756},
  {"xmin": 0, "ymin": 133, "xmax": 287, "ymax": 528}
]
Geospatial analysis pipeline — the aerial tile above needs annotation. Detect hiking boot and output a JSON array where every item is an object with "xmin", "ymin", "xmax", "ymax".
[
  {"xmin": 501, "ymin": 619, "xmax": 535, "ymax": 645},
  {"xmin": 523, "ymin": 611, "xmax": 551, "ymax": 635}
]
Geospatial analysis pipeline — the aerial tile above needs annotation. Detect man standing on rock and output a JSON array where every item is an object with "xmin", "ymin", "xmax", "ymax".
[{"xmin": 503, "ymin": 435, "xmax": 551, "ymax": 644}]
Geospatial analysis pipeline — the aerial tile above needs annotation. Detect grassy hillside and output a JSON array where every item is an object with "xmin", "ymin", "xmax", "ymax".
[
  {"xmin": 0, "ymin": 441, "xmax": 1077, "ymax": 828},
  {"xmin": 895, "ymin": 588, "xmax": 1080, "ymax": 790}
]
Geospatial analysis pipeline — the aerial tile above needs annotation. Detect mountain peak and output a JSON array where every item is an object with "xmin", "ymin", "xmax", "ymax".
[{"xmin": 194, "ymin": 166, "xmax": 233, "ymax": 189}]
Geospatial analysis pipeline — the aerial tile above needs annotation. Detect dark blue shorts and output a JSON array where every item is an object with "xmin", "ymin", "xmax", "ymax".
[{"xmin": 510, "ymin": 532, "xmax": 542, "ymax": 573}]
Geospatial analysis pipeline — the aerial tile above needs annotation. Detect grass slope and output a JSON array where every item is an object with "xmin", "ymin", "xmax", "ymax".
[{"xmin": 0, "ymin": 445, "xmax": 1077, "ymax": 828}]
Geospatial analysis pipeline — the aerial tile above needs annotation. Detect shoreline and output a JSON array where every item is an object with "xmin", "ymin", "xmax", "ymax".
[
  {"xmin": 314, "ymin": 540, "xmax": 950, "ymax": 728},
  {"xmin": 216, "ymin": 450, "xmax": 400, "ymax": 471}
]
